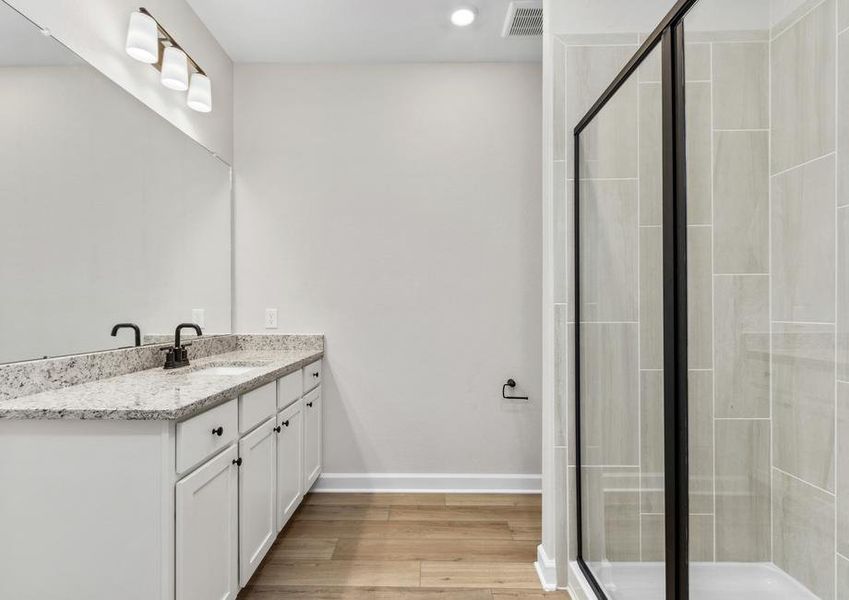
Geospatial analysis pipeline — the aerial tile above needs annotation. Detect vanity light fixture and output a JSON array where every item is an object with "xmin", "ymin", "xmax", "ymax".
[
  {"xmin": 450, "ymin": 7, "xmax": 477, "ymax": 26},
  {"xmin": 124, "ymin": 8, "xmax": 212, "ymax": 112},
  {"xmin": 160, "ymin": 47, "xmax": 189, "ymax": 91}
]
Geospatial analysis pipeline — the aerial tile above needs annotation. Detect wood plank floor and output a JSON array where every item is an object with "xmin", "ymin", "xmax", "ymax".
[{"xmin": 238, "ymin": 493, "xmax": 570, "ymax": 599}]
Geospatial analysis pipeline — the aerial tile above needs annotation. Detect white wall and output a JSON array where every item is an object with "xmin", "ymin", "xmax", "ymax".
[
  {"xmin": 235, "ymin": 64, "xmax": 542, "ymax": 478},
  {"xmin": 8, "ymin": 0, "xmax": 233, "ymax": 162}
]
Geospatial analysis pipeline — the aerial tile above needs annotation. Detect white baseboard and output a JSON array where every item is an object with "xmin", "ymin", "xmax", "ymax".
[
  {"xmin": 534, "ymin": 544, "xmax": 557, "ymax": 591},
  {"xmin": 313, "ymin": 473, "xmax": 542, "ymax": 493}
]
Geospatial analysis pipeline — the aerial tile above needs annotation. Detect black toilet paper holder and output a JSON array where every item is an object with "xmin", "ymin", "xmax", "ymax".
[{"xmin": 502, "ymin": 379, "xmax": 528, "ymax": 400}]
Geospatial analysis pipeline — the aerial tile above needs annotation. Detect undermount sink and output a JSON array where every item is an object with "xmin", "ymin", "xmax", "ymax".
[
  {"xmin": 172, "ymin": 360, "xmax": 271, "ymax": 376},
  {"xmin": 195, "ymin": 366, "xmax": 257, "ymax": 376}
]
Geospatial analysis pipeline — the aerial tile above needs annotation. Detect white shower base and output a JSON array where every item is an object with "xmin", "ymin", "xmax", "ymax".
[{"xmin": 570, "ymin": 561, "xmax": 819, "ymax": 600}]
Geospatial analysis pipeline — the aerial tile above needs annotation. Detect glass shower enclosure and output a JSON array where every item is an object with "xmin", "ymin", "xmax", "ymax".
[{"xmin": 573, "ymin": 0, "xmax": 844, "ymax": 598}]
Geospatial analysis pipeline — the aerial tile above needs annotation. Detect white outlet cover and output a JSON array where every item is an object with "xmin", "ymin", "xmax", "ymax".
[
  {"xmin": 265, "ymin": 308, "xmax": 278, "ymax": 329},
  {"xmin": 191, "ymin": 308, "xmax": 205, "ymax": 328}
]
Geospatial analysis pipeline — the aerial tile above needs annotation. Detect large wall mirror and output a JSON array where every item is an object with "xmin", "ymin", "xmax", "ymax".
[{"xmin": 0, "ymin": 2, "xmax": 232, "ymax": 364}]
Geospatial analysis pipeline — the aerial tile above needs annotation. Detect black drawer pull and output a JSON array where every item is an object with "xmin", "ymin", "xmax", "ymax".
[
  {"xmin": 312, "ymin": 372, "xmax": 319, "ymax": 378},
  {"xmin": 282, "ymin": 420, "xmax": 290, "ymax": 427},
  {"xmin": 211, "ymin": 426, "xmax": 224, "ymax": 436},
  {"xmin": 232, "ymin": 457, "xmax": 242, "ymax": 467},
  {"xmin": 306, "ymin": 401, "xmax": 313, "ymax": 408},
  {"xmin": 273, "ymin": 425, "xmax": 282, "ymax": 433}
]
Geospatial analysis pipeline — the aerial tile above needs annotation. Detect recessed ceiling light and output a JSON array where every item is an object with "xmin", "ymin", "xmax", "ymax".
[{"xmin": 450, "ymin": 7, "xmax": 477, "ymax": 27}]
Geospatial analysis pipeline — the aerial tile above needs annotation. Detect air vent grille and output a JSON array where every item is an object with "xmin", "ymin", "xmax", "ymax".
[{"xmin": 502, "ymin": 1, "xmax": 543, "ymax": 37}]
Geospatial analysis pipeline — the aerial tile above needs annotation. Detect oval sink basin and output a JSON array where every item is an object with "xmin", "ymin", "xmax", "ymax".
[{"xmin": 196, "ymin": 366, "xmax": 257, "ymax": 376}]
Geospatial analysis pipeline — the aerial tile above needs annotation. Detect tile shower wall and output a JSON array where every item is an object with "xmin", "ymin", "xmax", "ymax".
[{"xmin": 552, "ymin": 0, "xmax": 849, "ymax": 595}]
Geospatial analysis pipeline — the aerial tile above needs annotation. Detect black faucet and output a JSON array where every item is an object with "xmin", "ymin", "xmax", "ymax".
[
  {"xmin": 111, "ymin": 323, "xmax": 141, "ymax": 347},
  {"xmin": 162, "ymin": 323, "xmax": 203, "ymax": 369}
]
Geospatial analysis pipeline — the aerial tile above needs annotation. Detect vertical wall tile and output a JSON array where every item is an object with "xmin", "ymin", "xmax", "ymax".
[
  {"xmin": 567, "ymin": 45, "xmax": 638, "ymax": 177},
  {"xmin": 838, "ymin": 554, "xmax": 849, "ymax": 599},
  {"xmin": 553, "ymin": 40, "xmax": 566, "ymax": 161},
  {"xmin": 771, "ymin": 0, "xmax": 836, "ymax": 173},
  {"xmin": 581, "ymin": 467, "xmax": 640, "ymax": 562},
  {"xmin": 716, "ymin": 420, "xmax": 771, "ymax": 561},
  {"xmin": 773, "ymin": 323, "xmax": 836, "ymax": 492},
  {"xmin": 554, "ymin": 303, "xmax": 569, "ymax": 447},
  {"xmin": 640, "ymin": 226, "xmax": 663, "ymax": 369},
  {"xmin": 839, "ymin": 382, "xmax": 849, "ymax": 556},
  {"xmin": 771, "ymin": 154, "xmax": 836, "ymax": 322},
  {"xmin": 568, "ymin": 466, "xmax": 577, "ymax": 561},
  {"xmin": 554, "ymin": 446, "xmax": 569, "ymax": 584},
  {"xmin": 686, "ymin": 82, "xmax": 712, "ymax": 225},
  {"xmin": 713, "ymin": 131, "xmax": 769, "ymax": 274},
  {"xmin": 838, "ymin": 32, "xmax": 849, "ymax": 207},
  {"xmin": 685, "ymin": 43, "xmax": 712, "ymax": 82},
  {"xmin": 639, "ymin": 83, "xmax": 663, "ymax": 227},
  {"xmin": 714, "ymin": 275, "xmax": 770, "ymax": 418},
  {"xmin": 712, "ymin": 42, "xmax": 769, "ymax": 130},
  {"xmin": 840, "ymin": 208, "xmax": 849, "ymax": 380},
  {"xmin": 689, "ymin": 371, "xmax": 713, "ymax": 514},
  {"xmin": 688, "ymin": 226, "xmax": 713, "ymax": 369},
  {"xmin": 578, "ymin": 79, "xmax": 638, "ymax": 179},
  {"xmin": 579, "ymin": 180, "xmax": 638, "ymax": 322},
  {"xmin": 841, "ymin": 0, "xmax": 849, "ymax": 37},
  {"xmin": 640, "ymin": 370, "xmax": 664, "ymax": 514},
  {"xmin": 580, "ymin": 323, "xmax": 639, "ymax": 466},
  {"xmin": 773, "ymin": 469, "xmax": 835, "ymax": 600},
  {"xmin": 553, "ymin": 161, "xmax": 567, "ymax": 304}
]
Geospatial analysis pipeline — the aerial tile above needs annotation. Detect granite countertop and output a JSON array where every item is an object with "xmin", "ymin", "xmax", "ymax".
[{"xmin": 0, "ymin": 348, "xmax": 323, "ymax": 421}]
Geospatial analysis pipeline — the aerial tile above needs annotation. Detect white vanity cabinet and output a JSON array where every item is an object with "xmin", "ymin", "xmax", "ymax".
[
  {"xmin": 176, "ymin": 445, "xmax": 239, "ymax": 600},
  {"xmin": 237, "ymin": 417, "xmax": 277, "ymax": 586},
  {"xmin": 276, "ymin": 399, "xmax": 303, "ymax": 530},
  {"xmin": 0, "ymin": 359, "xmax": 323, "ymax": 600},
  {"xmin": 303, "ymin": 386, "xmax": 323, "ymax": 490}
]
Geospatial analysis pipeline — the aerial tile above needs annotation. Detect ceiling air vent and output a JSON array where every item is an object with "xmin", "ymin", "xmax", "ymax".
[{"xmin": 502, "ymin": 1, "xmax": 543, "ymax": 38}]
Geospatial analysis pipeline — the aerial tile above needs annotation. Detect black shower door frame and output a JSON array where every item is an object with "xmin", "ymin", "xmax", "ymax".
[{"xmin": 572, "ymin": 1, "xmax": 700, "ymax": 599}]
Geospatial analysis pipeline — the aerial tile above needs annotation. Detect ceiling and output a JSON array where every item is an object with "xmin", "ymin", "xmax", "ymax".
[{"xmin": 185, "ymin": 0, "xmax": 541, "ymax": 63}]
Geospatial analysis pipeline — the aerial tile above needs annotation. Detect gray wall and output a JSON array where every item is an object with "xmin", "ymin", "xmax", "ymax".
[{"xmin": 233, "ymin": 63, "xmax": 543, "ymax": 477}]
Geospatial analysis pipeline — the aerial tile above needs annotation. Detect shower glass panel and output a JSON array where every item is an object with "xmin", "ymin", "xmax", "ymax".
[
  {"xmin": 576, "ymin": 42, "xmax": 664, "ymax": 599},
  {"xmin": 682, "ymin": 0, "xmax": 835, "ymax": 598}
]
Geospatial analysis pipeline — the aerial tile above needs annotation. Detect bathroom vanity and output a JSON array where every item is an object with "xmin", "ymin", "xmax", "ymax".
[{"xmin": 0, "ymin": 338, "xmax": 323, "ymax": 600}]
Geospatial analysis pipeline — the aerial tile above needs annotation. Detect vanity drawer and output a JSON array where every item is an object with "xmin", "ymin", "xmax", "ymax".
[
  {"xmin": 277, "ymin": 369, "xmax": 302, "ymax": 410},
  {"xmin": 303, "ymin": 360, "xmax": 322, "ymax": 393},
  {"xmin": 239, "ymin": 381, "xmax": 277, "ymax": 434},
  {"xmin": 177, "ymin": 398, "xmax": 238, "ymax": 474}
]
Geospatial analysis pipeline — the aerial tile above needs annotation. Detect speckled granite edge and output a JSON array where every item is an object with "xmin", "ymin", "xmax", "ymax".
[
  {"xmin": 0, "ymin": 350, "xmax": 323, "ymax": 421},
  {"xmin": 0, "ymin": 335, "xmax": 237, "ymax": 402},
  {"xmin": 236, "ymin": 334, "xmax": 324, "ymax": 353}
]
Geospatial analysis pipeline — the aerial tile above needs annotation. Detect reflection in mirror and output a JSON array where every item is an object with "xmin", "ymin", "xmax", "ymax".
[{"xmin": 0, "ymin": 1, "xmax": 232, "ymax": 364}]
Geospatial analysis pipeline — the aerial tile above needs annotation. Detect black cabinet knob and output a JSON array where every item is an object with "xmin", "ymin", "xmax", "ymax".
[
  {"xmin": 212, "ymin": 426, "xmax": 224, "ymax": 436},
  {"xmin": 282, "ymin": 420, "xmax": 290, "ymax": 427},
  {"xmin": 273, "ymin": 425, "xmax": 282, "ymax": 433},
  {"xmin": 312, "ymin": 372, "xmax": 319, "ymax": 378},
  {"xmin": 232, "ymin": 457, "xmax": 242, "ymax": 466},
  {"xmin": 306, "ymin": 401, "xmax": 313, "ymax": 407}
]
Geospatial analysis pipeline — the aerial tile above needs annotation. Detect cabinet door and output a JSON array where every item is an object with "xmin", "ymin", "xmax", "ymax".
[
  {"xmin": 303, "ymin": 387, "xmax": 322, "ymax": 490},
  {"xmin": 276, "ymin": 400, "xmax": 303, "ymax": 531},
  {"xmin": 176, "ymin": 445, "xmax": 238, "ymax": 600},
  {"xmin": 238, "ymin": 418, "xmax": 277, "ymax": 587}
]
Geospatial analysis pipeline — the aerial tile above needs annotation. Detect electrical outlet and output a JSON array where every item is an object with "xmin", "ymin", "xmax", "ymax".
[
  {"xmin": 191, "ymin": 308, "xmax": 205, "ymax": 328},
  {"xmin": 264, "ymin": 308, "xmax": 278, "ymax": 329}
]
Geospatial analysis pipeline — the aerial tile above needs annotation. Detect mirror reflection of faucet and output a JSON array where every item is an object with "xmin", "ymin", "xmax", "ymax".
[{"xmin": 110, "ymin": 323, "xmax": 141, "ymax": 347}]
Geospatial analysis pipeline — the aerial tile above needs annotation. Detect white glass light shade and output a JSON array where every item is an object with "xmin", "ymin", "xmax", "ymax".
[
  {"xmin": 161, "ymin": 47, "xmax": 189, "ymax": 91},
  {"xmin": 187, "ymin": 73, "xmax": 212, "ymax": 113},
  {"xmin": 125, "ymin": 11, "xmax": 159, "ymax": 63}
]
